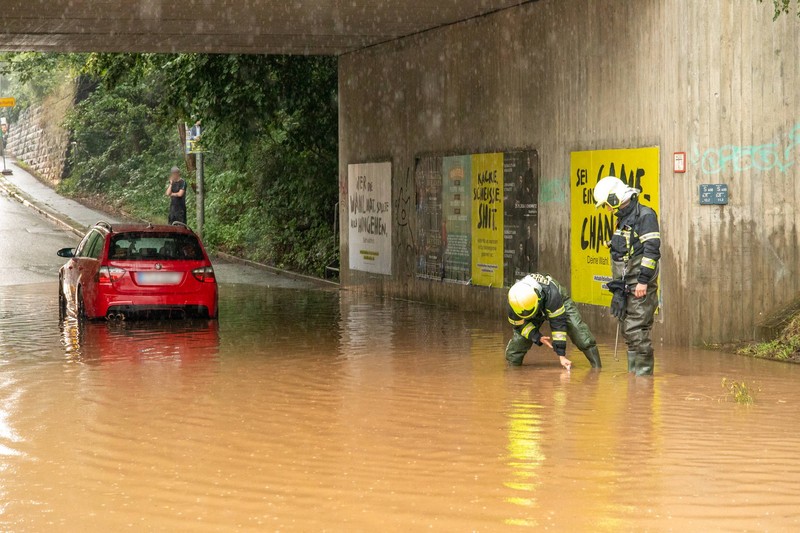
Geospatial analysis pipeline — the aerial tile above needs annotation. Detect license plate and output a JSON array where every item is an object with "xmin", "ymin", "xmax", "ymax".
[{"xmin": 135, "ymin": 272, "xmax": 183, "ymax": 285}]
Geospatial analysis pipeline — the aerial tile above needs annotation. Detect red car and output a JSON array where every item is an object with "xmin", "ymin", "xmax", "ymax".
[{"xmin": 58, "ymin": 221, "xmax": 218, "ymax": 319}]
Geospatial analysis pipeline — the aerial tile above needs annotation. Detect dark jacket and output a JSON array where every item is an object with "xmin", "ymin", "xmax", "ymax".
[
  {"xmin": 170, "ymin": 179, "xmax": 187, "ymax": 214},
  {"xmin": 507, "ymin": 273, "xmax": 568, "ymax": 356},
  {"xmin": 610, "ymin": 196, "xmax": 660, "ymax": 285}
]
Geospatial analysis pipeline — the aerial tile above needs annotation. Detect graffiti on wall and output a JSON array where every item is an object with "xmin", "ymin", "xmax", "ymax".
[
  {"xmin": 539, "ymin": 176, "xmax": 569, "ymax": 204},
  {"xmin": 570, "ymin": 147, "xmax": 660, "ymax": 306},
  {"xmin": 691, "ymin": 123, "xmax": 800, "ymax": 175},
  {"xmin": 394, "ymin": 166, "xmax": 416, "ymax": 275}
]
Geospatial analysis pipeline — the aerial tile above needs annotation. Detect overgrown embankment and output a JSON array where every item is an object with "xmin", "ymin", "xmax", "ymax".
[
  {"xmin": 1, "ymin": 53, "xmax": 339, "ymax": 277},
  {"xmin": 737, "ymin": 313, "xmax": 800, "ymax": 363}
]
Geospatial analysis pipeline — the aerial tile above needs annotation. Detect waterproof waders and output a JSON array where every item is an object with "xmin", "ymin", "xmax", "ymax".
[{"xmin": 613, "ymin": 258, "xmax": 659, "ymax": 376}]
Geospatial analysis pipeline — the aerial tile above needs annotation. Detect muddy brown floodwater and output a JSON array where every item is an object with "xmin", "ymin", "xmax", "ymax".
[{"xmin": 1, "ymin": 282, "xmax": 800, "ymax": 531}]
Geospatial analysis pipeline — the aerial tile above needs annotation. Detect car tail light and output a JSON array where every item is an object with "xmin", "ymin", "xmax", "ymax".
[
  {"xmin": 98, "ymin": 266, "xmax": 126, "ymax": 284},
  {"xmin": 192, "ymin": 266, "xmax": 216, "ymax": 283}
]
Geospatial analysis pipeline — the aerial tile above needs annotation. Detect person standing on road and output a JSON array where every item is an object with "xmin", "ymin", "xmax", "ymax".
[
  {"xmin": 505, "ymin": 273, "xmax": 602, "ymax": 370},
  {"xmin": 165, "ymin": 166, "xmax": 187, "ymax": 224},
  {"xmin": 593, "ymin": 176, "xmax": 661, "ymax": 376}
]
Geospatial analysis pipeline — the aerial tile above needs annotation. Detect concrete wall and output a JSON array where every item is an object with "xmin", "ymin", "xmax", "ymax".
[
  {"xmin": 338, "ymin": 0, "xmax": 800, "ymax": 345},
  {"xmin": 6, "ymin": 80, "xmax": 75, "ymax": 184}
]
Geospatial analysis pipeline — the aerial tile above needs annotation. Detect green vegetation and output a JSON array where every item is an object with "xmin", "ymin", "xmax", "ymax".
[
  {"xmin": 758, "ymin": 0, "xmax": 800, "ymax": 19},
  {"xmin": 737, "ymin": 313, "xmax": 800, "ymax": 362},
  {"xmin": 721, "ymin": 378, "xmax": 758, "ymax": 405},
  {"xmin": 0, "ymin": 53, "xmax": 79, "ymax": 121},
  {"xmin": 1, "ymin": 52, "xmax": 338, "ymax": 276}
]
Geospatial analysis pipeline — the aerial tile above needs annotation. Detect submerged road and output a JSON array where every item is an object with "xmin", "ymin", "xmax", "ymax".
[{"xmin": 2, "ymin": 176, "xmax": 800, "ymax": 531}]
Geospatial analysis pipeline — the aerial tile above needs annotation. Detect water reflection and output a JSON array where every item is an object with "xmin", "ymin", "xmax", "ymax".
[
  {"xmin": 219, "ymin": 284, "xmax": 341, "ymax": 357},
  {"xmin": 0, "ymin": 375, "xmax": 23, "ymax": 458},
  {"xmin": 59, "ymin": 316, "xmax": 221, "ymax": 364},
  {"xmin": 504, "ymin": 399, "xmax": 544, "ymax": 526}
]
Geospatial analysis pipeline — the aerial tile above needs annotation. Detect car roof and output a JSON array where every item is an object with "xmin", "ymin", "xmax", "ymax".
[{"xmin": 93, "ymin": 222, "xmax": 197, "ymax": 236}]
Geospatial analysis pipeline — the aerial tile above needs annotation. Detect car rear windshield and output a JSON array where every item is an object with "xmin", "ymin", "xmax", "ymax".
[{"xmin": 109, "ymin": 232, "xmax": 204, "ymax": 261}]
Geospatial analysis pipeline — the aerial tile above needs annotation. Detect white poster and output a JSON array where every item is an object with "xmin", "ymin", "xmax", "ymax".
[{"xmin": 348, "ymin": 162, "xmax": 392, "ymax": 275}]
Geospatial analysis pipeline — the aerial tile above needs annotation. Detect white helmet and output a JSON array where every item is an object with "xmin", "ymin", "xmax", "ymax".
[{"xmin": 593, "ymin": 176, "xmax": 637, "ymax": 212}]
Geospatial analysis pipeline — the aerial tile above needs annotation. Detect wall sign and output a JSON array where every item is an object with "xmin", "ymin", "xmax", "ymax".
[
  {"xmin": 415, "ymin": 150, "xmax": 539, "ymax": 287},
  {"xmin": 348, "ymin": 162, "xmax": 392, "ymax": 275},
  {"xmin": 570, "ymin": 147, "xmax": 660, "ymax": 306},
  {"xmin": 699, "ymin": 183, "xmax": 729, "ymax": 205},
  {"xmin": 673, "ymin": 151, "xmax": 686, "ymax": 173}
]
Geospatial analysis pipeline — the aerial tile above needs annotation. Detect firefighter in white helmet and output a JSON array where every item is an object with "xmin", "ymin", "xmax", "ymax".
[
  {"xmin": 506, "ymin": 273, "xmax": 602, "ymax": 369},
  {"xmin": 593, "ymin": 176, "xmax": 660, "ymax": 375}
]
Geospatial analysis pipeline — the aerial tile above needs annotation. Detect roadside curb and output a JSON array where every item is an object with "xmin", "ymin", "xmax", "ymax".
[
  {"xmin": 214, "ymin": 251, "xmax": 341, "ymax": 289},
  {"xmin": 0, "ymin": 171, "xmax": 340, "ymax": 289}
]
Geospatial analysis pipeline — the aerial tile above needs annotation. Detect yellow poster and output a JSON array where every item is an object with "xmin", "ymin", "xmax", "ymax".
[
  {"xmin": 570, "ymin": 147, "xmax": 660, "ymax": 305},
  {"xmin": 471, "ymin": 152, "xmax": 504, "ymax": 287}
]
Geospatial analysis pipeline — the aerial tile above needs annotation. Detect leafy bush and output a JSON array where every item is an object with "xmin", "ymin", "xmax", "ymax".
[{"xmin": 10, "ymin": 52, "xmax": 339, "ymax": 277}]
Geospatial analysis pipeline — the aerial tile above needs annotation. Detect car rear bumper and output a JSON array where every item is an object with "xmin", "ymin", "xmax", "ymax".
[
  {"xmin": 93, "ymin": 285, "xmax": 218, "ymax": 318},
  {"xmin": 106, "ymin": 304, "xmax": 213, "ymax": 319}
]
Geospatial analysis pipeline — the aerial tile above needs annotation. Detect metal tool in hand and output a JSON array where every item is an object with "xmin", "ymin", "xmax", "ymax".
[{"xmin": 612, "ymin": 264, "xmax": 627, "ymax": 363}]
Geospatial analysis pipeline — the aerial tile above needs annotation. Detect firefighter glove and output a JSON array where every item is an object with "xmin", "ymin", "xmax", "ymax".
[
  {"xmin": 610, "ymin": 290, "xmax": 627, "ymax": 319},
  {"xmin": 607, "ymin": 280, "xmax": 628, "ymax": 320}
]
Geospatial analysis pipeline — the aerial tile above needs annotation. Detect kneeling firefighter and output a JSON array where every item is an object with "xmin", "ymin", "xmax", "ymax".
[
  {"xmin": 505, "ymin": 273, "xmax": 602, "ymax": 369},
  {"xmin": 593, "ymin": 176, "xmax": 661, "ymax": 376}
]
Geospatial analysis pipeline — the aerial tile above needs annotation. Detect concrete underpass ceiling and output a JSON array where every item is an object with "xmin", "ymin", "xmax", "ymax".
[{"xmin": 0, "ymin": 0, "xmax": 532, "ymax": 55}]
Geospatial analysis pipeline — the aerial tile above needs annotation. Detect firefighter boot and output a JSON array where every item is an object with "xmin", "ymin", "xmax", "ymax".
[
  {"xmin": 635, "ymin": 350, "xmax": 654, "ymax": 376},
  {"xmin": 582, "ymin": 346, "xmax": 602, "ymax": 368},
  {"xmin": 627, "ymin": 351, "xmax": 636, "ymax": 373}
]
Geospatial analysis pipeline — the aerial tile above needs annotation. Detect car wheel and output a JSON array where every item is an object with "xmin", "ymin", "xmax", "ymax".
[
  {"xmin": 76, "ymin": 287, "xmax": 87, "ymax": 321},
  {"xmin": 210, "ymin": 294, "xmax": 219, "ymax": 319}
]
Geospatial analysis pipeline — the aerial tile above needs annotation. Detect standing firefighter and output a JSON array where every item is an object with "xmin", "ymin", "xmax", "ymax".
[
  {"xmin": 593, "ymin": 176, "xmax": 661, "ymax": 376},
  {"xmin": 506, "ymin": 273, "xmax": 602, "ymax": 370}
]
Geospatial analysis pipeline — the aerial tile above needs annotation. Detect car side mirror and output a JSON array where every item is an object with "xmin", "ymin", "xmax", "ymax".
[{"xmin": 57, "ymin": 247, "xmax": 75, "ymax": 258}]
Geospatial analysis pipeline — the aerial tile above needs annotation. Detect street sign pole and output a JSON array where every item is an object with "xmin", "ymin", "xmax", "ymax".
[
  {"xmin": 0, "ymin": 130, "xmax": 10, "ymax": 176},
  {"xmin": 196, "ymin": 151, "xmax": 204, "ymax": 239},
  {"xmin": 1, "ymin": 97, "xmax": 16, "ymax": 175},
  {"xmin": 185, "ymin": 119, "xmax": 205, "ymax": 237}
]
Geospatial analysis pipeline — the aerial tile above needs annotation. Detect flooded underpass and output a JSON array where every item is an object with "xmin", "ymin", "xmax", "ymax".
[{"xmin": 1, "ymin": 282, "xmax": 800, "ymax": 531}]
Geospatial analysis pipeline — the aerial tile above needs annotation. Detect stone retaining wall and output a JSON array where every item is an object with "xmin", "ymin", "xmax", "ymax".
[{"xmin": 6, "ymin": 80, "xmax": 76, "ymax": 185}]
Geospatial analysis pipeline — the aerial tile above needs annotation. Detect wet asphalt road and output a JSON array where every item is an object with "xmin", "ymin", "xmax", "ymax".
[{"xmin": 0, "ymin": 190, "xmax": 77, "ymax": 286}]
